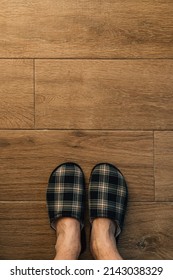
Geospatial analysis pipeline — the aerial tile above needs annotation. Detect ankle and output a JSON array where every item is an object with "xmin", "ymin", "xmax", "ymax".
[
  {"xmin": 54, "ymin": 217, "xmax": 81, "ymax": 259},
  {"xmin": 56, "ymin": 217, "xmax": 80, "ymax": 232},
  {"xmin": 90, "ymin": 218, "xmax": 122, "ymax": 260},
  {"xmin": 91, "ymin": 218, "xmax": 116, "ymax": 239}
]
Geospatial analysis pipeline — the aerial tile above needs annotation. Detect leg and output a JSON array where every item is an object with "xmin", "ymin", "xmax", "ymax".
[
  {"xmin": 90, "ymin": 218, "xmax": 122, "ymax": 260},
  {"xmin": 46, "ymin": 163, "xmax": 85, "ymax": 260},
  {"xmin": 89, "ymin": 163, "xmax": 128, "ymax": 260},
  {"xmin": 54, "ymin": 217, "xmax": 81, "ymax": 260}
]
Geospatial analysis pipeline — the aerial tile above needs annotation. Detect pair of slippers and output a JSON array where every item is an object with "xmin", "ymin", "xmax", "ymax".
[{"xmin": 46, "ymin": 162, "xmax": 128, "ymax": 245}]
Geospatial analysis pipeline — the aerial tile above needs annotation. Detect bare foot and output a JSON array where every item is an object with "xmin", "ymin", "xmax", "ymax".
[
  {"xmin": 54, "ymin": 217, "xmax": 81, "ymax": 260},
  {"xmin": 90, "ymin": 218, "xmax": 123, "ymax": 260}
]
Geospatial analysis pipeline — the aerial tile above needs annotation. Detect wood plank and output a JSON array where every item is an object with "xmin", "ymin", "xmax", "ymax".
[
  {"xmin": 0, "ymin": 0, "xmax": 172, "ymax": 58},
  {"xmin": 0, "ymin": 60, "xmax": 34, "ymax": 128},
  {"xmin": 0, "ymin": 130, "xmax": 154, "ymax": 201},
  {"xmin": 0, "ymin": 202, "xmax": 172, "ymax": 259},
  {"xmin": 0, "ymin": 202, "xmax": 55, "ymax": 260},
  {"xmin": 155, "ymin": 131, "xmax": 173, "ymax": 201},
  {"xmin": 35, "ymin": 60, "xmax": 173, "ymax": 129},
  {"xmin": 0, "ymin": 184, "xmax": 45, "ymax": 202},
  {"xmin": 118, "ymin": 202, "xmax": 173, "ymax": 260}
]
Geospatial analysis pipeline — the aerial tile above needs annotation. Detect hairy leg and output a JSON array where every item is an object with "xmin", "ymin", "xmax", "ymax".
[
  {"xmin": 90, "ymin": 218, "xmax": 122, "ymax": 260},
  {"xmin": 54, "ymin": 217, "xmax": 81, "ymax": 260}
]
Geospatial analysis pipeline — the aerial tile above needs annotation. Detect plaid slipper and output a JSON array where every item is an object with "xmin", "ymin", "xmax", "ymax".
[
  {"xmin": 46, "ymin": 162, "xmax": 85, "ymax": 230},
  {"xmin": 89, "ymin": 163, "xmax": 128, "ymax": 238}
]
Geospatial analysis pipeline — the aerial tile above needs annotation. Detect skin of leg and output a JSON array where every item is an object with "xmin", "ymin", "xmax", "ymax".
[
  {"xmin": 54, "ymin": 217, "xmax": 81, "ymax": 260},
  {"xmin": 90, "ymin": 218, "xmax": 123, "ymax": 260}
]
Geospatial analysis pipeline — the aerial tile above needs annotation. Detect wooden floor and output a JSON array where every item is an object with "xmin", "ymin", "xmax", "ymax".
[{"xmin": 0, "ymin": 0, "xmax": 173, "ymax": 260}]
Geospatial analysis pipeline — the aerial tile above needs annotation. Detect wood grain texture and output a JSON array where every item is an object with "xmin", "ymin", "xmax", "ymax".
[
  {"xmin": 0, "ymin": 202, "xmax": 172, "ymax": 259},
  {"xmin": 118, "ymin": 202, "xmax": 173, "ymax": 260},
  {"xmin": 0, "ymin": 0, "xmax": 173, "ymax": 58},
  {"xmin": 155, "ymin": 131, "xmax": 173, "ymax": 201},
  {"xmin": 0, "ymin": 1, "xmax": 172, "ymax": 262},
  {"xmin": 0, "ymin": 130, "xmax": 154, "ymax": 201},
  {"xmin": 35, "ymin": 60, "xmax": 173, "ymax": 129},
  {"xmin": 0, "ymin": 60, "xmax": 34, "ymax": 128},
  {"xmin": 0, "ymin": 202, "xmax": 55, "ymax": 260}
]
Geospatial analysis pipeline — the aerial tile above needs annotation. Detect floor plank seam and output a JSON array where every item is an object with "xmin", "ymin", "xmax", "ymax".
[
  {"xmin": 153, "ymin": 130, "xmax": 156, "ymax": 202},
  {"xmin": 1, "ymin": 129, "xmax": 173, "ymax": 131},
  {"xmin": 33, "ymin": 59, "xmax": 36, "ymax": 129},
  {"xmin": 0, "ymin": 58, "xmax": 173, "ymax": 60},
  {"xmin": 0, "ymin": 201, "xmax": 172, "ymax": 203}
]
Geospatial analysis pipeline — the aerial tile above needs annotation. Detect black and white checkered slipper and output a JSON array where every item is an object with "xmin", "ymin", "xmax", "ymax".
[
  {"xmin": 46, "ymin": 162, "xmax": 85, "ymax": 230},
  {"xmin": 89, "ymin": 163, "xmax": 128, "ymax": 238}
]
